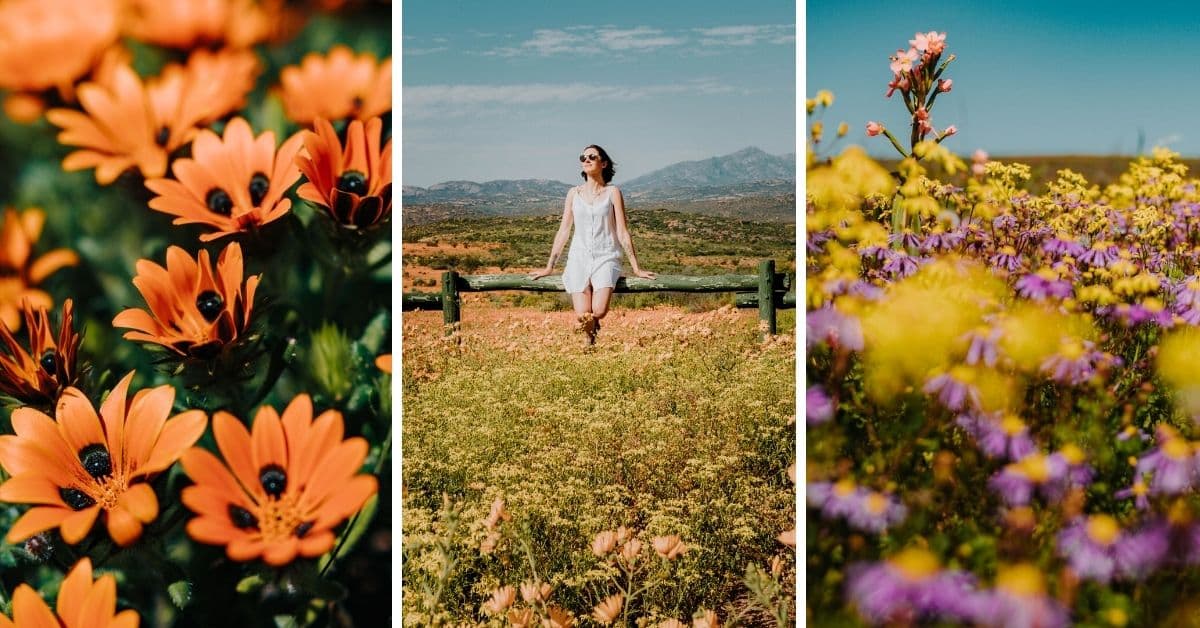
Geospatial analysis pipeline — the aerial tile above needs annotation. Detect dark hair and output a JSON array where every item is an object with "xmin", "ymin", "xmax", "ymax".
[{"xmin": 580, "ymin": 144, "xmax": 616, "ymax": 184}]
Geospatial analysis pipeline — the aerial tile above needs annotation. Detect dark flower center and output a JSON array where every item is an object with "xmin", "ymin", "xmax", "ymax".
[
  {"xmin": 196, "ymin": 291, "xmax": 224, "ymax": 322},
  {"xmin": 60, "ymin": 487, "xmax": 95, "ymax": 511},
  {"xmin": 294, "ymin": 520, "xmax": 314, "ymax": 538},
  {"xmin": 155, "ymin": 126, "xmax": 170, "ymax": 147},
  {"xmin": 260, "ymin": 465, "xmax": 287, "ymax": 498},
  {"xmin": 248, "ymin": 172, "xmax": 270, "ymax": 206},
  {"xmin": 79, "ymin": 444, "xmax": 112, "ymax": 479},
  {"xmin": 206, "ymin": 188, "xmax": 233, "ymax": 216},
  {"xmin": 336, "ymin": 171, "xmax": 368, "ymax": 196},
  {"xmin": 228, "ymin": 504, "xmax": 258, "ymax": 529},
  {"xmin": 39, "ymin": 350, "xmax": 56, "ymax": 374}
]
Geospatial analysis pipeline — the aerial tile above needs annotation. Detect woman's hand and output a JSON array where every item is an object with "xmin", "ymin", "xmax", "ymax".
[
  {"xmin": 529, "ymin": 267, "xmax": 554, "ymax": 280},
  {"xmin": 632, "ymin": 269, "xmax": 656, "ymax": 279}
]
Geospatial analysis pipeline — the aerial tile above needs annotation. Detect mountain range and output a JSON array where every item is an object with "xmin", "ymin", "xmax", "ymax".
[{"xmin": 401, "ymin": 147, "xmax": 795, "ymax": 204}]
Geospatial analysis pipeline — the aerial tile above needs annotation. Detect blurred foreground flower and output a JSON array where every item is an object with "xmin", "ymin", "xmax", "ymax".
[
  {"xmin": 972, "ymin": 563, "xmax": 1070, "ymax": 628},
  {"xmin": 47, "ymin": 51, "xmax": 257, "ymax": 185},
  {"xmin": 278, "ymin": 46, "xmax": 392, "ymax": 124},
  {"xmin": 297, "ymin": 117, "xmax": 393, "ymax": 230},
  {"xmin": 0, "ymin": 208, "xmax": 78, "ymax": 331},
  {"xmin": 0, "ymin": 299, "xmax": 80, "ymax": 407},
  {"xmin": 124, "ymin": 0, "xmax": 281, "ymax": 49},
  {"xmin": 180, "ymin": 394, "xmax": 377, "ymax": 566},
  {"xmin": 146, "ymin": 117, "xmax": 304, "ymax": 241},
  {"xmin": 0, "ymin": 0, "xmax": 119, "ymax": 123},
  {"xmin": 0, "ymin": 558, "xmax": 139, "ymax": 627},
  {"xmin": 113, "ymin": 243, "xmax": 259, "ymax": 361},
  {"xmin": 846, "ymin": 547, "xmax": 978, "ymax": 624},
  {"xmin": 0, "ymin": 372, "xmax": 206, "ymax": 546}
]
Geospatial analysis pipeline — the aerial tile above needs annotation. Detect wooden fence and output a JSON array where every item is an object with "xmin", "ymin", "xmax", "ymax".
[{"xmin": 403, "ymin": 259, "xmax": 796, "ymax": 338}]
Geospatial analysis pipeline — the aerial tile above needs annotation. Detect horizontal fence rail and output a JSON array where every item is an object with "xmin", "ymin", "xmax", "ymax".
[{"xmin": 403, "ymin": 259, "xmax": 795, "ymax": 338}]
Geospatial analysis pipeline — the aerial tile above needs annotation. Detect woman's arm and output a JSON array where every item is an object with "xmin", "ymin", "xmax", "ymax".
[
  {"xmin": 612, "ymin": 187, "xmax": 656, "ymax": 279},
  {"xmin": 529, "ymin": 188, "xmax": 575, "ymax": 279}
]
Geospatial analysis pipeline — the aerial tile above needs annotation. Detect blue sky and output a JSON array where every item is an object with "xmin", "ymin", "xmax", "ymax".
[
  {"xmin": 402, "ymin": 0, "xmax": 795, "ymax": 187},
  {"xmin": 807, "ymin": 0, "xmax": 1200, "ymax": 160}
]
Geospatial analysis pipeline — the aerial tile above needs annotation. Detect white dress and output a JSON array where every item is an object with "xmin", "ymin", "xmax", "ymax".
[{"xmin": 563, "ymin": 185, "xmax": 623, "ymax": 294}]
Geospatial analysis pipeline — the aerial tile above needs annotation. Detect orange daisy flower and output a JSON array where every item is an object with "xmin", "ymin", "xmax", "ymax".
[
  {"xmin": 278, "ymin": 46, "xmax": 391, "ymax": 124},
  {"xmin": 181, "ymin": 394, "xmax": 377, "ymax": 566},
  {"xmin": 146, "ymin": 118, "xmax": 304, "ymax": 241},
  {"xmin": 112, "ymin": 243, "xmax": 260, "ymax": 360},
  {"xmin": 124, "ymin": 0, "xmax": 278, "ymax": 50},
  {"xmin": 0, "ymin": 558, "xmax": 139, "ymax": 628},
  {"xmin": 0, "ymin": 299, "xmax": 80, "ymax": 407},
  {"xmin": 297, "ymin": 117, "xmax": 393, "ymax": 229},
  {"xmin": 0, "ymin": 372, "xmax": 206, "ymax": 547},
  {"xmin": 0, "ymin": 0, "xmax": 120, "ymax": 123},
  {"xmin": 47, "ymin": 50, "xmax": 258, "ymax": 185},
  {"xmin": 0, "ymin": 207, "xmax": 78, "ymax": 331}
]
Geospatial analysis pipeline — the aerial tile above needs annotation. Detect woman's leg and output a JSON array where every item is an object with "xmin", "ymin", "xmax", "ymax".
[
  {"xmin": 571, "ymin": 285, "xmax": 593, "ymax": 319},
  {"xmin": 591, "ymin": 287, "xmax": 614, "ymax": 320}
]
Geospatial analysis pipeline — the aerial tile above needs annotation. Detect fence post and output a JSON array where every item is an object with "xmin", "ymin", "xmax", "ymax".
[
  {"xmin": 441, "ymin": 270, "xmax": 460, "ymax": 335},
  {"xmin": 757, "ymin": 259, "xmax": 776, "ymax": 339}
]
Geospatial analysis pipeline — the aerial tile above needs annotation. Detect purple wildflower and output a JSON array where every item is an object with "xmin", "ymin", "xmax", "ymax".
[
  {"xmin": 1171, "ymin": 277, "xmax": 1200, "ymax": 324},
  {"xmin": 807, "ymin": 480, "xmax": 907, "ymax": 533},
  {"xmin": 1111, "ymin": 300, "xmax": 1175, "ymax": 328},
  {"xmin": 921, "ymin": 229, "xmax": 964, "ymax": 253},
  {"xmin": 807, "ymin": 228, "xmax": 834, "ymax": 254},
  {"xmin": 969, "ymin": 564, "xmax": 1070, "ymax": 628},
  {"xmin": 961, "ymin": 326, "xmax": 1001, "ymax": 367},
  {"xmin": 806, "ymin": 385, "xmax": 835, "ymax": 425},
  {"xmin": 1134, "ymin": 426, "xmax": 1197, "ymax": 495},
  {"xmin": 806, "ymin": 306, "xmax": 864, "ymax": 352},
  {"xmin": 1057, "ymin": 515, "xmax": 1168, "ymax": 583},
  {"xmin": 1042, "ymin": 236, "xmax": 1086, "ymax": 259},
  {"xmin": 881, "ymin": 250, "xmax": 920, "ymax": 278},
  {"xmin": 956, "ymin": 412, "xmax": 1036, "ymax": 461},
  {"xmin": 1077, "ymin": 241, "xmax": 1119, "ymax": 267},
  {"xmin": 1014, "ymin": 269, "xmax": 1073, "ymax": 301},
  {"xmin": 923, "ymin": 366, "xmax": 983, "ymax": 412},
  {"xmin": 888, "ymin": 229, "xmax": 921, "ymax": 250},
  {"xmin": 1039, "ymin": 340, "xmax": 1121, "ymax": 386},
  {"xmin": 846, "ymin": 548, "xmax": 980, "ymax": 624},
  {"xmin": 1114, "ymin": 479, "xmax": 1151, "ymax": 510},
  {"xmin": 989, "ymin": 245, "xmax": 1023, "ymax": 273},
  {"xmin": 988, "ymin": 453, "xmax": 1069, "ymax": 506}
]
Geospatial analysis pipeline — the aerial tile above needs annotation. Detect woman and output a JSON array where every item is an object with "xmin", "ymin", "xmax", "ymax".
[{"xmin": 530, "ymin": 145, "xmax": 655, "ymax": 345}]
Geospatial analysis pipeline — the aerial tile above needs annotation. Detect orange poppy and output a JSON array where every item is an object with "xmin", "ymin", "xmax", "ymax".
[
  {"xmin": 0, "ymin": 558, "xmax": 139, "ymax": 628},
  {"xmin": 181, "ymin": 394, "xmax": 378, "ymax": 566},
  {"xmin": 0, "ymin": 0, "xmax": 120, "ymax": 123},
  {"xmin": 124, "ymin": 0, "xmax": 278, "ymax": 50},
  {"xmin": 0, "ymin": 371, "xmax": 207, "ymax": 547},
  {"xmin": 47, "ymin": 50, "xmax": 258, "ymax": 185},
  {"xmin": 278, "ymin": 46, "xmax": 391, "ymax": 124},
  {"xmin": 112, "ymin": 243, "xmax": 260, "ymax": 360},
  {"xmin": 0, "ymin": 208, "xmax": 78, "ymax": 332},
  {"xmin": 146, "ymin": 118, "xmax": 304, "ymax": 241},
  {"xmin": 296, "ymin": 117, "xmax": 392, "ymax": 229},
  {"xmin": 0, "ymin": 299, "xmax": 80, "ymax": 407}
]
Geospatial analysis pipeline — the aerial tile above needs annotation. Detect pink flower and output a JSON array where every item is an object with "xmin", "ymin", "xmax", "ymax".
[
  {"xmin": 943, "ymin": 125, "xmax": 958, "ymax": 137},
  {"xmin": 889, "ymin": 48, "xmax": 919, "ymax": 75},
  {"xmin": 914, "ymin": 106, "xmax": 929, "ymax": 121},
  {"xmin": 972, "ymin": 149, "xmax": 988, "ymax": 163},
  {"xmin": 911, "ymin": 31, "xmax": 947, "ymax": 55},
  {"xmin": 866, "ymin": 121, "xmax": 884, "ymax": 137},
  {"xmin": 938, "ymin": 78, "xmax": 953, "ymax": 92}
]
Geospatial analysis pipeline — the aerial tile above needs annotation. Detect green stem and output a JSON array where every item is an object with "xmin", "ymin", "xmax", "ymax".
[{"xmin": 880, "ymin": 128, "xmax": 908, "ymax": 159}]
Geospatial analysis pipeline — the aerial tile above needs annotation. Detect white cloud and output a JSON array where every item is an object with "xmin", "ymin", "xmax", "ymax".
[
  {"xmin": 404, "ymin": 79, "xmax": 736, "ymax": 118},
  {"xmin": 694, "ymin": 23, "xmax": 794, "ymax": 47},
  {"xmin": 404, "ymin": 46, "xmax": 449, "ymax": 56},
  {"xmin": 487, "ymin": 25, "xmax": 685, "ymax": 57}
]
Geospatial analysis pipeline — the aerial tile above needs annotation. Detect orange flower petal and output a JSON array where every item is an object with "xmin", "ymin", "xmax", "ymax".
[
  {"xmin": 6, "ymin": 506, "xmax": 71, "ymax": 543},
  {"xmin": 119, "ymin": 482, "xmax": 159, "ymax": 523},
  {"xmin": 298, "ymin": 529, "xmax": 336, "ymax": 558},
  {"xmin": 303, "ymin": 437, "xmax": 368, "ymax": 506},
  {"xmin": 313, "ymin": 474, "xmax": 376, "ymax": 529},
  {"xmin": 251, "ymin": 404, "xmax": 287, "ymax": 481},
  {"xmin": 123, "ymin": 385, "xmax": 175, "ymax": 471},
  {"xmin": 227, "ymin": 536, "xmax": 266, "ymax": 561},
  {"xmin": 182, "ymin": 447, "xmax": 249, "ymax": 499},
  {"xmin": 28, "ymin": 249, "xmax": 78, "ymax": 284},
  {"xmin": 78, "ymin": 573, "xmax": 117, "ymax": 626},
  {"xmin": 262, "ymin": 536, "xmax": 299, "ymax": 566},
  {"xmin": 59, "ymin": 505, "xmax": 101, "ymax": 544},
  {"xmin": 212, "ymin": 411, "xmax": 260, "ymax": 498},
  {"xmin": 187, "ymin": 515, "xmax": 248, "ymax": 546},
  {"xmin": 55, "ymin": 387, "xmax": 107, "ymax": 460},
  {"xmin": 56, "ymin": 557, "xmax": 94, "ymax": 625},
  {"xmin": 111, "ymin": 609, "xmax": 140, "ymax": 628},
  {"xmin": 99, "ymin": 371, "xmax": 133, "ymax": 474},
  {"xmin": 104, "ymin": 504, "xmax": 143, "ymax": 546},
  {"xmin": 11, "ymin": 584, "xmax": 58, "ymax": 628},
  {"xmin": 0, "ymin": 475, "xmax": 65, "ymax": 505},
  {"xmin": 141, "ymin": 409, "xmax": 206, "ymax": 474}
]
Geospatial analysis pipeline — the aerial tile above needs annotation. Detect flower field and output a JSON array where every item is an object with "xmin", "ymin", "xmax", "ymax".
[
  {"xmin": 0, "ymin": 1, "xmax": 391, "ymax": 626},
  {"xmin": 807, "ymin": 30, "xmax": 1200, "ymax": 627},
  {"xmin": 402, "ymin": 306, "xmax": 796, "ymax": 625}
]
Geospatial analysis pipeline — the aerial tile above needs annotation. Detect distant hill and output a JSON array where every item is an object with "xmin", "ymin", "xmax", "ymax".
[
  {"xmin": 402, "ymin": 147, "xmax": 796, "ymax": 226},
  {"xmin": 622, "ymin": 147, "xmax": 796, "ymax": 192}
]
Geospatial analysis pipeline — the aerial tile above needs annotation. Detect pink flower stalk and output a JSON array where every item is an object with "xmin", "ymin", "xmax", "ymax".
[
  {"xmin": 938, "ymin": 79, "xmax": 953, "ymax": 92},
  {"xmin": 911, "ymin": 31, "xmax": 947, "ymax": 56},
  {"xmin": 866, "ymin": 121, "xmax": 884, "ymax": 136},
  {"xmin": 889, "ymin": 48, "xmax": 919, "ymax": 75}
]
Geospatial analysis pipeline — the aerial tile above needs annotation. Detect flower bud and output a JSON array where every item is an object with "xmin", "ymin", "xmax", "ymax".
[
  {"xmin": 836, "ymin": 122, "xmax": 848, "ymax": 137},
  {"xmin": 938, "ymin": 78, "xmax": 953, "ymax": 92},
  {"xmin": 866, "ymin": 121, "xmax": 884, "ymax": 137},
  {"xmin": 942, "ymin": 125, "xmax": 958, "ymax": 137}
]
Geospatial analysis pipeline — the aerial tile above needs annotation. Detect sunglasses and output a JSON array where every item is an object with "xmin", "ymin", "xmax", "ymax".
[{"xmin": 579, "ymin": 154, "xmax": 601, "ymax": 163}]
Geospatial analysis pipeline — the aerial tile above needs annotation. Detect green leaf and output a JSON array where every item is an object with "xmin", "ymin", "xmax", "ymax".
[
  {"xmin": 358, "ymin": 310, "xmax": 391, "ymax": 354},
  {"xmin": 167, "ymin": 580, "xmax": 192, "ymax": 609},
  {"xmin": 236, "ymin": 574, "xmax": 266, "ymax": 594}
]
